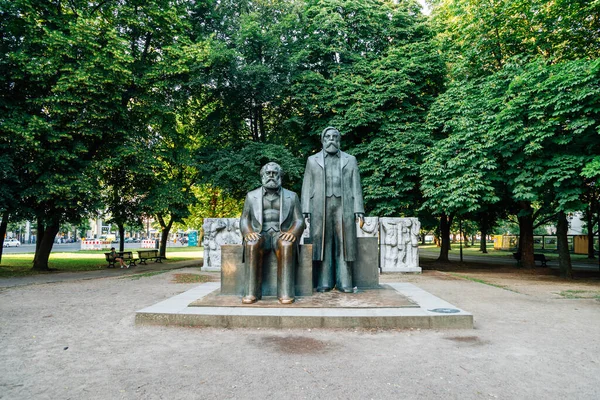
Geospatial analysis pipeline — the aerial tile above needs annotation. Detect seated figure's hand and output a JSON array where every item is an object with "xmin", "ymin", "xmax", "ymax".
[
  {"xmin": 279, "ymin": 232, "xmax": 296, "ymax": 243},
  {"xmin": 244, "ymin": 232, "xmax": 261, "ymax": 242}
]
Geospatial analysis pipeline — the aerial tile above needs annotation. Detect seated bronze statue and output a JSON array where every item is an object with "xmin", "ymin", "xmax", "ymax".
[{"xmin": 240, "ymin": 162, "xmax": 305, "ymax": 304}]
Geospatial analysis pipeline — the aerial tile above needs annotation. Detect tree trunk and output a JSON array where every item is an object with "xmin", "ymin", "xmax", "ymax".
[
  {"xmin": 258, "ymin": 106, "xmax": 265, "ymax": 141},
  {"xmin": 36, "ymin": 218, "xmax": 45, "ymax": 254},
  {"xmin": 586, "ymin": 204, "xmax": 595, "ymax": 259},
  {"xmin": 480, "ymin": 220, "xmax": 488, "ymax": 253},
  {"xmin": 156, "ymin": 214, "xmax": 173, "ymax": 259},
  {"xmin": 517, "ymin": 202, "xmax": 535, "ymax": 268},
  {"xmin": 437, "ymin": 213, "xmax": 453, "ymax": 262},
  {"xmin": 556, "ymin": 211, "xmax": 573, "ymax": 279},
  {"xmin": 0, "ymin": 210, "xmax": 9, "ymax": 263},
  {"xmin": 118, "ymin": 223, "xmax": 125, "ymax": 252},
  {"xmin": 32, "ymin": 221, "xmax": 60, "ymax": 271}
]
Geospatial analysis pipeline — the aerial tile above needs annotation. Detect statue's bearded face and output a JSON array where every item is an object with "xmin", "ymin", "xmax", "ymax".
[
  {"xmin": 322, "ymin": 129, "xmax": 341, "ymax": 154},
  {"xmin": 261, "ymin": 165, "xmax": 281, "ymax": 190}
]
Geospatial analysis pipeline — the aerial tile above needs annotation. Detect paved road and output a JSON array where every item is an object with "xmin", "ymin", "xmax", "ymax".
[
  {"xmin": 2, "ymin": 243, "xmax": 80, "ymax": 254},
  {"xmin": 2, "ymin": 241, "xmax": 191, "ymax": 254}
]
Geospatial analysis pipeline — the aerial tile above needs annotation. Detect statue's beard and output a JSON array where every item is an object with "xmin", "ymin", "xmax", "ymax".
[
  {"xmin": 325, "ymin": 142, "xmax": 338, "ymax": 153},
  {"xmin": 263, "ymin": 179, "xmax": 280, "ymax": 189}
]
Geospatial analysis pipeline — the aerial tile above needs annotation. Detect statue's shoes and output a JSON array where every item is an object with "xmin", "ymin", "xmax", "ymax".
[
  {"xmin": 278, "ymin": 297, "xmax": 295, "ymax": 305},
  {"xmin": 316, "ymin": 286, "xmax": 332, "ymax": 292},
  {"xmin": 242, "ymin": 295, "xmax": 257, "ymax": 304},
  {"xmin": 337, "ymin": 287, "xmax": 353, "ymax": 293}
]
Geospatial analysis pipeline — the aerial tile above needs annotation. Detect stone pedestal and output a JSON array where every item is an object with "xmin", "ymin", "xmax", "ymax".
[
  {"xmin": 136, "ymin": 282, "xmax": 474, "ymax": 329},
  {"xmin": 220, "ymin": 244, "xmax": 313, "ymax": 297},
  {"xmin": 306, "ymin": 237, "xmax": 380, "ymax": 289},
  {"xmin": 353, "ymin": 237, "xmax": 380, "ymax": 288}
]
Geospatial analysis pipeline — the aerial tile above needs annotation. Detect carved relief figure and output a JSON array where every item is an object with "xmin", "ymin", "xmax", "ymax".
[
  {"xmin": 381, "ymin": 219, "xmax": 399, "ymax": 268},
  {"xmin": 409, "ymin": 218, "xmax": 420, "ymax": 268},
  {"xmin": 379, "ymin": 217, "xmax": 421, "ymax": 272},
  {"xmin": 202, "ymin": 218, "xmax": 242, "ymax": 270}
]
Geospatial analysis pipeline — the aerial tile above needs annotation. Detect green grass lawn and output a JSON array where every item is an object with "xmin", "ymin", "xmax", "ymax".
[
  {"xmin": 0, "ymin": 247, "xmax": 203, "ymax": 278},
  {"xmin": 419, "ymin": 243, "xmax": 598, "ymax": 264},
  {"xmin": 419, "ymin": 243, "xmax": 515, "ymax": 257}
]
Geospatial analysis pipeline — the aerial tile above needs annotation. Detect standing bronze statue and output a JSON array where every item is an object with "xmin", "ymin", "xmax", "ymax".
[
  {"xmin": 240, "ymin": 162, "xmax": 305, "ymax": 304},
  {"xmin": 302, "ymin": 127, "xmax": 364, "ymax": 292}
]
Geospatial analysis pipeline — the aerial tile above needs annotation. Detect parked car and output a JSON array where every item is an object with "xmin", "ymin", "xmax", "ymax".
[{"xmin": 3, "ymin": 238, "xmax": 20, "ymax": 247}]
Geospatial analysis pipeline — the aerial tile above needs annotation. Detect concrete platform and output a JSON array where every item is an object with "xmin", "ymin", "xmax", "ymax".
[{"xmin": 136, "ymin": 283, "xmax": 473, "ymax": 329}]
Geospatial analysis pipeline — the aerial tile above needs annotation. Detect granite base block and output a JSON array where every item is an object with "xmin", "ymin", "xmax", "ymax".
[{"xmin": 220, "ymin": 244, "xmax": 313, "ymax": 297}]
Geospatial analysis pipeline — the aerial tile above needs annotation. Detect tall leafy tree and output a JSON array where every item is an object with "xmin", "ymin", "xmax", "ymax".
[
  {"xmin": 138, "ymin": 118, "xmax": 200, "ymax": 258},
  {"xmin": 1, "ymin": 0, "xmax": 195, "ymax": 268},
  {"xmin": 421, "ymin": 69, "xmax": 505, "ymax": 261},
  {"xmin": 425, "ymin": 0, "xmax": 600, "ymax": 269},
  {"xmin": 423, "ymin": 56, "xmax": 600, "ymax": 272},
  {"xmin": 107, "ymin": 0, "xmax": 195, "ymax": 258},
  {"xmin": 292, "ymin": 0, "xmax": 445, "ymax": 216},
  {"xmin": 100, "ymin": 146, "xmax": 150, "ymax": 252},
  {"xmin": 495, "ymin": 58, "xmax": 600, "ymax": 276},
  {"xmin": 1, "ymin": 0, "xmax": 133, "ymax": 270}
]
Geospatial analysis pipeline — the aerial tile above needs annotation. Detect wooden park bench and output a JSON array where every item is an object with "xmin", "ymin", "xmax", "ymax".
[
  {"xmin": 104, "ymin": 251, "xmax": 137, "ymax": 268},
  {"xmin": 137, "ymin": 249, "xmax": 163, "ymax": 265},
  {"xmin": 512, "ymin": 251, "xmax": 548, "ymax": 267}
]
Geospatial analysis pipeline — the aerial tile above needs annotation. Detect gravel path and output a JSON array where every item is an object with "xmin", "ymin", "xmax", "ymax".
[{"xmin": 1, "ymin": 265, "xmax": 599, "ymax": 399}]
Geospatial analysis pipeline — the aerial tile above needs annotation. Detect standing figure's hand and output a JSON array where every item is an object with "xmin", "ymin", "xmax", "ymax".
[{"xmin": 356, "ymin": 214, "xmax": 365, "ymax": 229}]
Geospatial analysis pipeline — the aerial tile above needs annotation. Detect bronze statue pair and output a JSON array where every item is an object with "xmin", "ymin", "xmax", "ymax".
[{"xmin": 240, "ymin": 127, "xmax": 364, "ymax": 304}]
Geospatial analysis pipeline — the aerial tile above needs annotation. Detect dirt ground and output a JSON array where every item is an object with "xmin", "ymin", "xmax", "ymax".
[{"xmin": 1, "ymin": 263, "xmax": 599, "ymax": 400}]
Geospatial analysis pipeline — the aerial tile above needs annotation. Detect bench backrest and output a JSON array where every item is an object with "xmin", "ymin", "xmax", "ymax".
[{"xmin": 138, "ymin": 250, "xmax": 158, "ymax": 257}]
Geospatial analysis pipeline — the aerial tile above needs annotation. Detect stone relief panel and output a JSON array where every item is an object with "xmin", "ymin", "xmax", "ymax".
[
  {"xmin": 379, "ymin": 217, "xmax": 421, "ymax": 272},
  {"xmin": 202, "ymin": 218, "xmax": 242, "ymax": 271}
]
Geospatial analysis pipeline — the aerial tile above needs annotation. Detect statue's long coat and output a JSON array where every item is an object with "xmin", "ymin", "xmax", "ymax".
[{"xmin": 301, "ymin": 150, "xmax": 364, "ymax": 262}]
